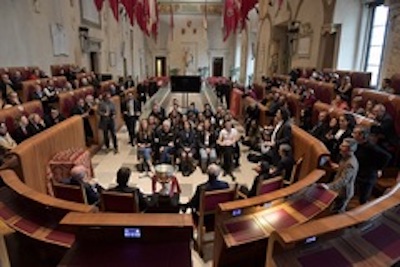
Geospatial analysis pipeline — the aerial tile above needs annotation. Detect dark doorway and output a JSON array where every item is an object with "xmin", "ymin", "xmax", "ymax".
[
  {"xmin": 90, "ymin": 52, "xmax": 99, "ymax": 73},
  {"xmin": 155, "ymin": 57, "xmax": 166, "ymax": 77},
  {"xmin": 212, "ymin": 57, "xmax": 223, "ymax": 77}
]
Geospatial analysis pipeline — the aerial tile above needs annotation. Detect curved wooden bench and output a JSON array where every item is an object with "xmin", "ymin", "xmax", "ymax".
[
  {"xmin": 0, "ymin": 66, "xmax": 39, "ymax": 81},
  {"xmin": 267, "ymin": 179, "xmax": 400, "ymax": 267},
  {"xmin": 10, "ymin": 116, "xmax": 86, "ymax": 194},
  {"xmin": 0, "ymin": 101, "xmax": 43, "ymax": 136},
  {"xmin": 58, "ymin": 86, "xmax": 94, "ymax": 118},
  {"xmin": 352, "ymin": 88, "xmax": 400, "ymax": 136},
  {"xmin": 213, "ymin": 170, "xmax": 335, "ymax": 267},
  {"xmin": 21, "ymin": 76, "xmax": 67, "ymax": 102},
  {"xmin": 0, "ymin": 170, "xmax": 95, "ymax": 248},
  {"xmin": 312, "ymin": 101, "xmax": 375, "ymax": 128}
]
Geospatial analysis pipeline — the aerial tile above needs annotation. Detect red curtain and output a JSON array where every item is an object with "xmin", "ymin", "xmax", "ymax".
[
  {"xmin": 170, "ymin": 4, "xmax": 174, "ymax": 40},
  {"xmin": 109, "ymin": 0, "xmax": 119, "ymax": 21},
  {"xmin": 94, "ymin": 0, "xmax": 105, "ymax": 12}
]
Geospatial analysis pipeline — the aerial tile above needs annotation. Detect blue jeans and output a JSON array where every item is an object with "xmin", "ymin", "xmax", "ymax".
[
  {"xmin": 160, "ymin": 146, "xmax": 174, "ymax": 163},
  {"xmin": 138, "ymin": 147, "xmax": 152, "ymax": 161}
]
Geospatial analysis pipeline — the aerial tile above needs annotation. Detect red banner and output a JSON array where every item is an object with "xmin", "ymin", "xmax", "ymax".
[
  {"xmin": 94, "ymin": 0, "xmax": 105, "ymax": 12},
  {"xmin": 240, "ymin": 0, "xmax": 257, "ymax": 29},
  {"xmin": 170, "ymin": 4, "xmax": 174, "ymax": 40},
  {"xmin": 223, "ymin": 0, "xmax": 240, "ymax": 41},
  {"xmin": 109, "ymin": 0, "xmax": 119, "ymax": 21},
  {"xmin": 122, "ymin": 0, "xmax": 136, "ymax": 26}
]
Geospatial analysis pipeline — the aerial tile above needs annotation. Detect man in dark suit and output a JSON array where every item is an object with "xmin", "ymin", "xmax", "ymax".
[
  {"xmin": 108, "ymin": 167, "xmax": 148, "ymax": 211},
  {"xmin": 154, "ymin": 120, "xmax": 175, "ymax": 163},
  {"xmin": 44, "ymin": 107, "xmax": 65, "ymax": 128},
  {"xmin": 124, "ymin": 75, "xmax": 135, "ymax": 89},
  {"xmin": 98, "ymin": 92, "xmax": 118, "ymax": 153},
  {"xmin": 185, "ymin": 164, "xmax": 229, "ymax": 212},
  {"xmin": 122, "ymin": 92, "xmax": 141, "ymax": 146},
  {"xmin": 270, "ymin": 144, "xmax": 295, "ymax": 182},
  {"xmin": 13, "ymin": 115, "xmax": 33, "ymax": 144},
  {"xmin": 68, "ymin": 165, "xmax": 103, "ymax": 205},
  {"xmin": 264, "ymin": 108, "xmax": 292, "ymax": 165},
  {"xmin": 137, "ymin": 82, "xmax": 148, "ymax": 105},
  {"xmin": 71, "ymin": 98, "xmax": 94, "ymax": 145},
  {"xmin": 371, "ymin": 104, "xmax": 397, "ymax": 152},
  {"xmin": 353, "ymin": 126, "xmax": 391, "ymax": 204}
]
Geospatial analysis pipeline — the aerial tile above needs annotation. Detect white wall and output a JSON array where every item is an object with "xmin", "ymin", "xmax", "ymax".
[
  {"xmin": 333, "ymin": 0, "xmax": 369, "ymax": 70},
  {"xmin": 0, "ymin": 0, "xmax": 144, "ymax": 79}
]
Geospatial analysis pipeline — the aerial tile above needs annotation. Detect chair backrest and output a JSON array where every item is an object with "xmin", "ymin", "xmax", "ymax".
[
  {"xmin": 200, "ymin": 185, "xmax": 238, "ymax": 214},
  {"xmin": 100, "ymin": 191, "xmax": 139, "ymax": 213},
  {"xmin": 51, "ymin": 180, "xmax": 87, "ymax": 204},
  {"xmin": 256, "ymin": 176, "xmax": 283, "ymax": 196},
  {"xmin": 286, "ymin": 157, "xmax": 304, "ymax": 185}
]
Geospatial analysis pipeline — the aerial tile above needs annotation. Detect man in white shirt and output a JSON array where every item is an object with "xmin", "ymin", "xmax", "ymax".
[{"xmin": 217, "ymin": 120, "xmax": 239, "ymax": 181}]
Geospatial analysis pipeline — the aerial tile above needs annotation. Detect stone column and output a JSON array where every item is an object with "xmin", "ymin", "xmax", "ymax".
[{"xmin": 381, "ymin": 0, "xmax": 400, "ymax": 79}]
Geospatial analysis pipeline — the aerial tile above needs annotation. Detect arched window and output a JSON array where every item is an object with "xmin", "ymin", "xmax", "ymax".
[{"xmin": 364, "ymin": 3, "xmax": 389, "ymax": 87}]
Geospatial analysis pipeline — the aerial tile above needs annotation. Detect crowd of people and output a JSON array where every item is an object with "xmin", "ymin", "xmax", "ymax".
[{"xmin": 242, "ymin": 69, "xmax": 398, "ymax": 212}]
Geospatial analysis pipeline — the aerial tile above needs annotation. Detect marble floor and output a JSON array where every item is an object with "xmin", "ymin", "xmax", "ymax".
[{"xmin": 92, "ymin": 93, "xmax": 258, "ymax": 266}]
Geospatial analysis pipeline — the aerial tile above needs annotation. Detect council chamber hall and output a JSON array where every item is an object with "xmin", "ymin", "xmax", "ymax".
[{"xmin": 0, "ymin": 0, "xmax": 399, "ymax": 266}]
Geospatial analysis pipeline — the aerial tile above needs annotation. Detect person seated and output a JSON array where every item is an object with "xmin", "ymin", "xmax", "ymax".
[
  {"xmin": 217, "ymin": 120, "xmax": 240, "ymax": 181},
  {"xmin": 10, "ymin": 71, "xmax": 23, "ymax": 91},
  {"xmin": 240, "ymin": 161, "xmax": 271, "ymax": 198},
  {"xmin": 27, "ymin": 113, "xmax": 46, "ymax": 135},
  {"xmin": 242, "ymin": 119, "xmax": 261, "ymax": 151},
  {"xmin": 124, "ymin": 75, "xmax": 135, "ymax": 89},
  {"xmin": 266, "ymin": 92, "xmax": 282, "ymax": 116},
  {"xmin": 337, "ymin": 75, "xmax": 352, "ymax": 100},
  {"xmin": 370, "ymin": 104, "xmax": 398, "ymax": 152},
  {"xmin": 364, "ymin": 99, "xmax": 377, "ymax": 118},
  {"xmin": 262, "ymin": 107, "xmax": 292, "ymax": 165},
  {"xmin": 107, "ymin": 167, "xmax": 148, "ymax": 212},
  {"xmin": 0, "ymin": 74, "xmax": 16, "ymax": 99},
  {"xmin": 202, "ymin": 103, "xmax": 213, "ymax": 119},
  {"xmin": 177, "ymin": 121, "xmax": 196, "ymax": 176},
  {"xmin": 323, "ymin": 114, "xmax": 355, "ymax": 162},
  {"xmin": 31, "ymin": 84, "xmax": 48, "ymax": 112},
  {"xmin": 187, "ymin": 102, "xmax": 199, "ymax": 116},
  {"xmin": 184, "ymin": 164, "xmax": 229, "ymax": 213},
  {"xmin": 198, "ymin": 119, "xmax": 218, "ymax": 173},
  {"xmin": 154, "ymin": 120, "xmax": 175, "ymax": 164},
  {"xmin": 332, "ymin": 94, "xmax": 349, "ymax": 110},
  {"xmin": 45, "ymin": 107, "xmax": 65, "ymax": 128},
  {"xmin": 67, "ymin": 165, "xmax": 103, "ymax": 205},
  {"xmin": 6, "ymin": 92, "xmax": 21, "ymax": 106},
  {"xmin": 300, "ymin": 88, "xmax": 317, "ymax": 130},
  {"xmin": 149, "ymin": 102, "xmax": 166, "ymax": 122},
  {"xmin": 244, "ymin": 103, "xmax": 260, "ymax": 136},
  {"xmin": 380, "ymin": 78, "xmax": 395, "ymax": 94},
  {"xmin": 0, "ymin": 122, "xmax": 17, "ymax": 157},
  {"xmin": 309, "ymin": 111, "xmax": 330, "ymax": 141},
  {"xmin": 137, "ymin": 118, "xmax": 154, "ymax": 174},
  {"xmin": 43, "ymin": 80, "xmax": 58, "ymax": 103},
  {"xmin": 349, "ymin": 96, "xmax": 365, "ymax": 115},
  {"xmin": 71, "ymin": 98, "xmax": 94, "ymax": 145},
  {"xmin": 270, "ymin": 144, "xmax": 295, "ymax": 183},
  {"xmin": 12, "ymin": 115, "xmax": 33, "ymax": 144}
]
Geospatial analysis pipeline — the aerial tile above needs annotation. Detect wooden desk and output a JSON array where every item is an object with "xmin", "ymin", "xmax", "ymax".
[
  {"xmin": 267, "ymin": 183, "xmax": 400, "ymax": 267},
  {"xmin": 213, "ymin": 183, "xmax": 336, "ymax": 267},
  {"xmin": 59, "ymin": 213, "xmax": 193, "ymax": 267}
]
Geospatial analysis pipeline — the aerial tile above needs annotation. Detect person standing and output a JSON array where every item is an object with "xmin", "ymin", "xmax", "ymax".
[
  {"xmin": 352, "ymin": 126, "xmax": 391, "ymax": 204},
  {"xmin": 122, "ymin": 92, "xmax": 141, "ymax": 146},
  {"xmin": 217, "ymin": 120, "xmax": 239, "ymax": 181},
  {"xmin": 98, "ymin": 92, "xmax": 118, "ymax": 154},
  {"xmin": 320, "ymin": 138, "xmax": 359, "ymax": 213}
]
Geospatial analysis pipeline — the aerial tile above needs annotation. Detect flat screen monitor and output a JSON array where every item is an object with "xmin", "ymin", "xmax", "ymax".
[{"xmin": 170, "ymin": 76, "xmax": 201, "ymax": 93}]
